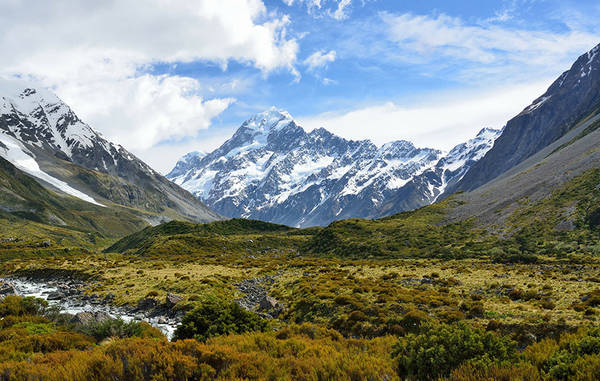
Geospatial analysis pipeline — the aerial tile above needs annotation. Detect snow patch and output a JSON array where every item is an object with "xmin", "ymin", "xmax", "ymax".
[
  {"xmin": 525, "ymin": 96, "xmax": 551, "ymax": 113},
  {"xmin": 0, "ymin": 133, "xmax": 104, "ymax": 206}
]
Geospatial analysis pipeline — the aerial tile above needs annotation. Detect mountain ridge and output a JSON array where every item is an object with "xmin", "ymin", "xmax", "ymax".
[
  {"xmin": 448, "ymin": 42, "xmax": 600, "ymax": 195},
  {"xmin": 168, "ymin": 108, "xmax": 500, "ymax": 227},
  {"xmin": 0, "ymin": 80, "xmax": 221, "ymax": 232}
]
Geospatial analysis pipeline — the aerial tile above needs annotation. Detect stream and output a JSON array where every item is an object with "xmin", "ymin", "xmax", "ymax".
[{"xmin": 4, "ymin": 278, "xmax": 179, "ymax": 339}]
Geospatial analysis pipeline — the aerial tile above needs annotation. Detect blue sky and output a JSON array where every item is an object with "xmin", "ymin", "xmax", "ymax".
[{"xmin": 1, "ymin": 0, "xmax": 599, "ymax": 172}]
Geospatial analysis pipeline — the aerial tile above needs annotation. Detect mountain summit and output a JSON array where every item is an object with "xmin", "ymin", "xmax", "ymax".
[
  {"xmin": 0, "ymin": 80, "xmax": 221, "ymax": 227},
  {"xmin": 168, "ymin": 110, "xmax": 500, "ymax": 227}
]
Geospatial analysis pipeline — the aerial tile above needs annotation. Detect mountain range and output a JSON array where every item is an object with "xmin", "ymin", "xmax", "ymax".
[
  {"xmin": 169, "ymin": 43, "xmax": 600, "ymax": 229},
  {"xmin": 167, "ymin": 109, "xmax": 500, "ymax": 227},
  {"xmin": 2, "ymin": 42, "xmax": 600, "ymax": 236}
]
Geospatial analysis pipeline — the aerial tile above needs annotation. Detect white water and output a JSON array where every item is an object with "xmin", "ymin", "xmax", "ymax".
[{"xmin": 8, "ymin": 278, "xmax": 178, "ymax": 339}]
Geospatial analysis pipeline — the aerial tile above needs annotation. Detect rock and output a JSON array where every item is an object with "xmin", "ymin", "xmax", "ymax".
[
  {"xmin": 137, "ymin": 297, "xmax": 159, "ymax": 310},
  {"xmin": 258, "ymin": 295, "xmax": 280, "ymax": 311},
  {"xmin": 555, "ymin": 220, "xmax": 575, "ymax": 231},
  {"xmin": 0, "ymin": 282, "xmax": 16, "ymax": 296},
  {"xmin": 582, "ymin": 294, "xmax": 591, "ymax": 302},
  {"xmin": 41, "ymin": 240, "xmax": 52, "ymax": 247},
  {"xmin": 71, "ymin": 311, "xmax": 112, "ymax": 326},
  {"xmin": 157, "ymin": 316, "xmax": 167, "ymax": 324},
  {"xmin": 165, "ymin": 293, "xmax": 184, "ymax": 308},
  {"xmin": 46, "ymin": 291, "xmax": 63, "ymax": 301}
]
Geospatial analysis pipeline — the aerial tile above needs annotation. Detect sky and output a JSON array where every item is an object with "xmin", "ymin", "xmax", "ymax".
[{"xmin": 0, "ymin": 0, "xmax": 599, "ymax": 173}]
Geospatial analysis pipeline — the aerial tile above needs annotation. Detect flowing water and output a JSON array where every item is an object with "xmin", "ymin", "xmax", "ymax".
[{"xmin": 6, "ymin": 278, "xmax": 178, "ymax": 339}]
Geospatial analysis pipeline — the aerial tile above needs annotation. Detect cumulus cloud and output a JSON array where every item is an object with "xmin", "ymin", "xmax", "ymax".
[
  {"xmin": 0, "ymin": 0, "xmax": 298, "ymax": 75},
  {"xmin": 0, "ymin": 0, "xmax": 298, "ymax": 152},
  {"xmin": 303, "ymin": 50, "xmax": 337, "ymax": 71},
  {"xmin": 298, "ymin": 81, "xmax": 553, "ymax": 151},
  {"xmin": 58, "ymin": 75, "xmax": 234, "ymax": 151}
]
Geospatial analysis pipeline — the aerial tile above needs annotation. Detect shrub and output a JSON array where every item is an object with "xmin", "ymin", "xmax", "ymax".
[
  {"xmin": 173, "ymin": 299, "xmax": 267, "ymax": 342},
  {"xmin": 76, "ymin": 319, "xmax": 164, "ymax": 342},
  {"xmin": 0, "ymin": 296, "xmax": 48, "ymax": 317},
  {"xmin": 392, "ymin": 322, "xmax": 516, "ymax": 380},
  {"xmin": 540, "ymin": 299, "xmax": 556, "ymax": 310}
]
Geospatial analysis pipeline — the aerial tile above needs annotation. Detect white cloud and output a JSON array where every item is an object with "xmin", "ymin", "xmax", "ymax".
[
  {"xmin": 285, "ymin": 0, "xmax": 352, "ymax": 19},
  {"xmin": 0, "ymin": 0, "xmax": 298, "ymax": 75},
  {"xmin": 0, "ymin": 0, "xmax": 298, "ymax": 152},
  {"xmin": 381, "ymin": 12, "xmax": 598, "ymax": 68},
  {"xmin": 331, "ymin": 0, "xmax": 352, "ymax": 20},
  {"xmin": 298, "ymin": 80, "xmax": 553, "ymax": 151},
  {"xmin": 57, "ymin": 75, "xmax": 234, "ymax": 151},
  {"xmin": 303, "ymin": 50, "xmax": 337, "ymax": 71}
]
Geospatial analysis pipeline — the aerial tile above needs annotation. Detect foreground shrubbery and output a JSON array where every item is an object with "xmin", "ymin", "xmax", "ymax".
[
  {"xmin": 173, "ymin": 299, "xmax": 268, "ymax": 341},
  {"xmin": 0, "ymin": 296, "xmax": 399, "ymax": 380},
  {"xmin": 2, "ymin": 294, "xmax": 600, "ymax": 380},
  {"xmin": 393, "ymin": 322, "xmax": 517, "ymax": 380}
]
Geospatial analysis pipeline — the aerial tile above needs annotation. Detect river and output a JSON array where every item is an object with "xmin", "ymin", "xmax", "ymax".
[{"xmin": 6, "ymin": 278, "xmax": 179, "ymax": 339}]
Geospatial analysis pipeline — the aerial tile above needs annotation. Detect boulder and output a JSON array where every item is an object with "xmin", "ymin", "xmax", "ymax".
[
  {"xmin": 157, "ymin": 316, "xmax": 168, "ymax": 324},
  {"xmin": 137, "ymin": 297, "xmax": 159, "ymax": 311},
  {"xmin": 104, "ymin": 293, "xmax": 115, "ymax": 302},
  {"xmin": 165, "ymin": 293, "xmax": 184, "ymax": 308},
  {"xmin": 46, "ymin": 291, "xmax": 63, "ymax": 301},
  {"xmin": 71, "ymin": 311, "xmax": 112, "ymax": 326},
  {"xmin": 258, "ymin": 295, "xmax": 280, "ymax": 311},
  {"xmin": 0, "ymin": 282, "xmax": 16, "ymax": 296}
]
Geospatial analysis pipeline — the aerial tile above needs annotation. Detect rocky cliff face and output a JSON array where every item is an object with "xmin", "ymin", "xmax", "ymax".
[
  {"xmin": 169, "ymin": 108, "xmax": 499, "ymax": 227},
  {"xmin": 449, "ymin": 43, "xmax": 600, "ymax": 194}
]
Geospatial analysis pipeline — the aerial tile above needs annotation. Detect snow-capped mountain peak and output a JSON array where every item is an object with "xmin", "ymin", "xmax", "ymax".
[
  {"xmin": 168, "ymin": 109, "xmax": 502, "ymax": 227},
  {"xmin": 0, "ymin": 80, "xmax": 221, "ymax": 223},
  {"xmin": 242, "ymin": 107, "xmax": 294, "ymax": 133},
  {"xmin": 0, "ymin": 81, "xmax": 98, "ymax": 158}
]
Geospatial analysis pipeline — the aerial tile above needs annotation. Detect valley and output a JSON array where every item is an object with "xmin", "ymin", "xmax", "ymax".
[{"xmin": 0, "ymin": 4, "xmax": 599, "ymax": 379}]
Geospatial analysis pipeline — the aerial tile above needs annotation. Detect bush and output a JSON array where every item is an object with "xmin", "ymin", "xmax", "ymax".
[
  {"xmin": 173, "ymin": 299, "xmax": 267, "ymax": 342},
  {"xmin": 400, "ymin": 309, "xmax": 429, "ymax": 333},
  {"xmin": 76, "ymin": 319, "xmax": 164, "ymax": 342},
  {"xmin": 392, "ymin": 322, "xmax": 516, "ymax": 380},
  {"xmin": 0, "ymin": 296, "xmax": 48, "ymax": 317}
]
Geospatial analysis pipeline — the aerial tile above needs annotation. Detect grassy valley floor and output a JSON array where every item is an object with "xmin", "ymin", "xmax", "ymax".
[{"xmin": 2, "ymin": 169, "xmax": 600, "ymax": 379}]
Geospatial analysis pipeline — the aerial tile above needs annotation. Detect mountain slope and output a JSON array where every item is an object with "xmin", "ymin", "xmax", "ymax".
[
  {"xmin": 0, "ymin": 155, "xmax": 153, "ymax": 242},
  {"xmin": 447, "ymin": 109, "xmax": 600, "ymax": 229},
  {"xmin": 449, "ymin": 43, "xmax": 600, "ymax": 194},
  {"xmin": 168, "ymin": 109, "xmax": 499, "ymax": 227},
  {"xmin": 0, "ymin": 80, "xmax": 221, "ymax": 226}
]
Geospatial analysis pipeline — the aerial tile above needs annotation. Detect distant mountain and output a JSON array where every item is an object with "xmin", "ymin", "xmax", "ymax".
[
  {"xmin": 0, "ymin": 80, "xmax": 221, "ymax": 231},
  {"xmin": 168, "ymin": 108, "xmax": 500, "ymax": 227},
  {"xmin": 449, "ymin": 42, "xmax": 600, "ymax": 194}
]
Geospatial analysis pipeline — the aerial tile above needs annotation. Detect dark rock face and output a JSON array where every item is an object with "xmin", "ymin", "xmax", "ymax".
[
  {"xmin": 165, "ymin": 293, "xmax": 183, "ymax": 308},
  {"xmin": 0, "ymin": 83, "xmax": 221, "ymax": 223},
  {"xmin": 450, "ymin": 43, "xmax": 600, "ymax": 194},
  {"xmin": 169, "ymin": 109, "xmax": 500, "ymax": 227}
]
